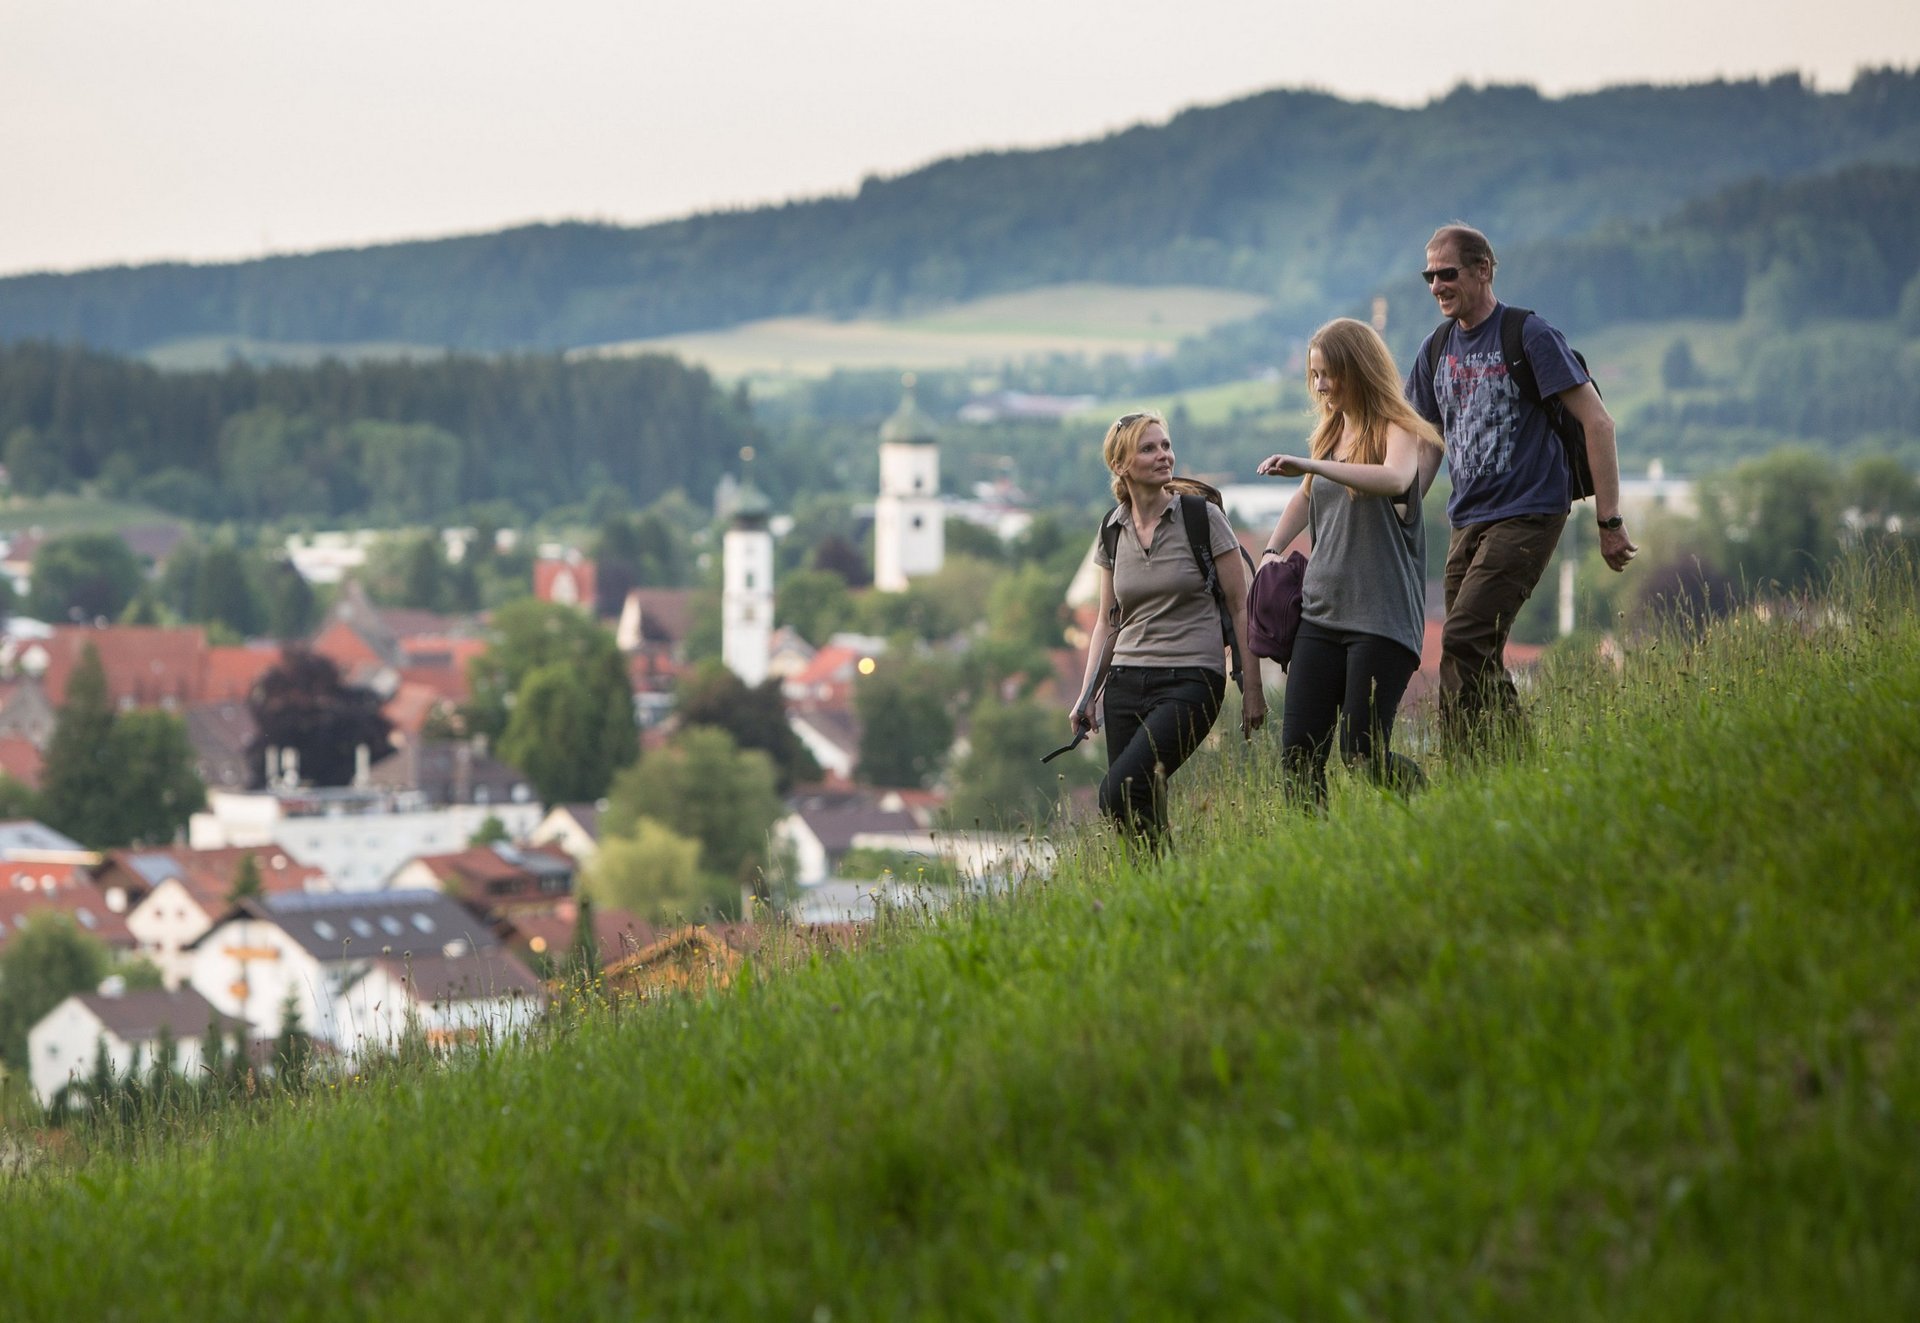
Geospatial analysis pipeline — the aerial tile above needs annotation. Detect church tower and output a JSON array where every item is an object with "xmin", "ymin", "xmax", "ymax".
[
  {"xmin": 873, "ymin": 374, "xmax": 944, "ymax": 592},
  {"xmin": 721, "ymin": 451, "xmax": 774, "ymax": 687}
]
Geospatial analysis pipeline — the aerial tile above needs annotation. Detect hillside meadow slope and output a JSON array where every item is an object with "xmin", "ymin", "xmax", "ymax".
[{"xmin": 1, "ymin": 560, "xmax": 1917, "ymax": 1319}]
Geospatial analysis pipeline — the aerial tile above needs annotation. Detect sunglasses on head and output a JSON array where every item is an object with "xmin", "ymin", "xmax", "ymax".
[{"xmin": 1420, "ymin": 266, "xmax": 1464, "ymax": 285}]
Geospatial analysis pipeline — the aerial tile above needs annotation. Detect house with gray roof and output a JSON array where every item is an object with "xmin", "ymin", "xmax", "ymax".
[
  {"xmin": 185, "ymin": 890, "xmax": 542, "ymax": 1063},
  {"xmin": 27, "ymin": 985, "xmax": 247, "ymax": 1109}
]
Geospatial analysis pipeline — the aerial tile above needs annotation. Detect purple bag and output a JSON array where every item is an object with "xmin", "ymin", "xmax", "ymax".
[{"xmin": 1248, "ymin": 551, "xmax": 1308, "ymax": 669}]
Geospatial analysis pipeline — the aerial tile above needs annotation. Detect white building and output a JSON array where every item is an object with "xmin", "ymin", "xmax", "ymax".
[
  {"xmin": 28, "ymin": 986, "xmax": 245, "ymax": 1109},
  {"xmin": 188, "ymin": 787, "xmax": 542, "ymax": 893},
  {"xmin": 873, "ymin": 377, "xmax": 945, "ymax": 592},
  {"xmin": 721, "ymin": 481, "xmax": 775, "ymax": 686},
  {"xmin": 184, "ymin": 890, "xmax": 544, "ymax": 1062}
]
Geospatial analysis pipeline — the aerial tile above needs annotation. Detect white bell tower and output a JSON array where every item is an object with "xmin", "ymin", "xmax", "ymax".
[
  {"xmin": 873, "ymin": 374, "xmax": 944, "ymax": 592},
  {"xmin": 722, "ymin": 450, "xmax": 774, "ymax": 687}
]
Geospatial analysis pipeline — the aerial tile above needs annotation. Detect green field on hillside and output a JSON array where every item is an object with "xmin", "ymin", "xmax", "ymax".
[
  {"xmin": 0, "ymin": 494, "xmax": 182, "ymax": 537},
  {"xmin": 2, "ymin": 557, "xmax": 1917, "ymax": 1319},
  {"xmin": 589, "ymin": 283, "xmax": 1270, "ymax": 381}
]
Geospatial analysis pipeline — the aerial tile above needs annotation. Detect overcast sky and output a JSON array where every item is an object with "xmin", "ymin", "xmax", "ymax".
[{"xmin": 3, "ymin": 0, "xmax": 1916, "ymax": 276}]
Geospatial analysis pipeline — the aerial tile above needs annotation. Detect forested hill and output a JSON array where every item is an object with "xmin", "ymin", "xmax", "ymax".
[
  {"xmin": 0, "ymin": 344, "xmax": 760, "ymax": 522},
  {"xmin": 4, "ymin": 70, "xmax": 1918, "ymax": 355},
  {"xmin": 1496, "ymin": 164, "xmax": 1920, "ymax": 334}
]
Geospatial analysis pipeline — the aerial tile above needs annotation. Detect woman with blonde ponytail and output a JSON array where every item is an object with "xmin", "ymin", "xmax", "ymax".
[
  {"xmin": 1256, "ymin": 318, "xmax": 1442, "ymax": 804},
  {"xmin": 1068, "ymin": 410, "xmax": 1263, "ymax": 851}
]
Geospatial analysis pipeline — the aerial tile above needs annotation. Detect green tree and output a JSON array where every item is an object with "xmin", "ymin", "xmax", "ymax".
[
  {"xmin": 0, "ymin": 913, "xmax": 110, "ymax": 1070},
  {"xmin": 1660, "ymin": 338, "xmax": 1701, "ymax": 390},
  {"xmin": 0, "ymin": 774, "xmax": 39, "ymax": 821},
  {"xmin": 217, "ymin": 408, "xmax": 329, "ymax": 519},
  {"xmin": 271, "ymin": 990, "xmax": 314, "ymax": 1084},
  {"xmin": 775, "ymin": 568, "xmax": 854, "ymax": 647},
  {"xmin": 191, "ymin": 544, "xmax": 264, "ymax": 638},
  {"xmin": 1843, "ymin": 455, "xmax": 1920, "ymax": 541},
  {"xmin": 499, "ymin": 660, "xmax": 638, "ymax": 805},
  {"xmin": 945, "ymin": 694, "xmax": 1098, "ymax": 830},
  {"xmin": 37, "ymin": 646, "xmax": 123, "ymax": 846},
  {"xmin": 581, "ymin": 819, "xmax": 716, "ymax": 923},
  {"xmin": 227, "ymin": 853, "xmax": 264, "ymax": 903},
  {"xmin": 566, "ymin": 896, "xmax": 601, "ymax": 987},
  {"xmin": 351, "ymin": 420, "xmax": 464, "ymax": 524},
  {"xmin": 1699, "ymin": 447, "xmax": 1846, "ymax": 591},
  {"xmin": 857, "ymin": 557, "xmax": 1001, "ymax": 643},
  {"xmin": 603, "ymin": 726, "xmax": 781, "ymax": 883},
  {"xmin": 854, "ymin": 653, "xmax": 956, "ymax": 789},
  {"xmin": 112, "ymin": 709, "xmax": 207, "ymax": 845},
  {"xmin": 263, "ymin": 558, "xmax": 319, "ymax": 640},
  {"xmin": 27, "ymin": 534, "xmax": 144, "ymax": 624},
  {"xmin": 4, "ymin": 426, "xmax": 68, "ymax": 497},
  {"xmin": 468, "ymin": 814, "xmax": 509, "ymax": 846},
  {"xmin": 464, "ymin": 600, "xmax": 636, "ymax": 748},
  {"xmin": 247, "ymin": 646, "xmax": 395, "ymax": 788},
  {"xmin": 674, "ymin": 662, "xmax": 820, "ymax": 791}
]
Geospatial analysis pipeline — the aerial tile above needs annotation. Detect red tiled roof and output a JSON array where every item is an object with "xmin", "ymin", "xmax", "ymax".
[
  {"xmin": 202, "ymin": 645, "xmax": 282, "ymax": 704},
  {"xmin": 35, "ymin": 626, "xmax": 210, "ymax": 707},
  {"xmin": 0, "ymin": 736, "xmax": 43, "ymax": 790},
  {"xmin": 534, "ymin": 558, "xmax": 597, "ymax": 611},
  {"xmin": 308, "ymin": 620, "xmax": 385, "ymax": 674},
  {"xmin": 787, "ymin": 644, "xmax": 862, "ymax": 689},
  {"xmin": 0, "ymin": 879, "xmax": 135, "ymax": 953},
  {"xmin": 382, "ymin": 680, "xmax": 447, "ymax": 738}
]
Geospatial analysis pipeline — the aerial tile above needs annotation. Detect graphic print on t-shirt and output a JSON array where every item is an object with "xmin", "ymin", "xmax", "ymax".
[{"xmin": 1435, "ymin": 349, "xmax": 1519, "ymax": 487}]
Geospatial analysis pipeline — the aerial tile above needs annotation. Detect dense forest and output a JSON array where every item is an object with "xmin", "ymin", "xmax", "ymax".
[
  {"xmin": 0, "ymin": 346, "xmax": 761, "ymax": 520},
  {"xmin": 2, "ymin": 71, "xmax": 1917, "ymax": 354}
]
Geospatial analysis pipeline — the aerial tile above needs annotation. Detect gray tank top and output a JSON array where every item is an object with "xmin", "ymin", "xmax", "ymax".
[{"xmin": 1300, "ymin": 476, "xmax": 1425, "ymax": 659}]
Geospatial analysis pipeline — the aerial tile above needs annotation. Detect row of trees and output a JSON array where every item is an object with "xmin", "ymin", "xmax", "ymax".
[{"xmin": 0, "ymin": 343, "xmax": 763, "ymax": 523}]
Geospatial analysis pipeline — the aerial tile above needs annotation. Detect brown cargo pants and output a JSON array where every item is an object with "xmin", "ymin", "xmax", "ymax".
[{"xmin": 1440, "ymin": 511, "xmax": 1567, "ymax": 757}]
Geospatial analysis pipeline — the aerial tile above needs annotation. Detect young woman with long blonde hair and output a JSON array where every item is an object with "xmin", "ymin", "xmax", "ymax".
[{"xmin": 1256, "ymin": 318, "xmax": 1442, "ymax": 803}]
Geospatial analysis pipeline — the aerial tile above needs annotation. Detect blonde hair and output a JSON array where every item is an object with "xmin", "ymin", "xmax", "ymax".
[
  {"xmin": 1102, "ymin": 411, "xmax": 1167, "ymax": 506},
  {"xmin": 1303, "ymin": 318, "xmax": 1441, "ymax": 497}
]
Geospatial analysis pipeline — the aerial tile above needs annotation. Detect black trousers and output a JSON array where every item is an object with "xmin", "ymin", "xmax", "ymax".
[
  {"xmin": 1100, "ymin": 665, "xmax": 1226, "ymax": 848},
  {"xmin": 1280, "ymin": 620, "xmax": 1421, "ymax": 806}
]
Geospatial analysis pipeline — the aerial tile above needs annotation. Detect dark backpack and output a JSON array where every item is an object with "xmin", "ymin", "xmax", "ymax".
[
  {"xmin": 1100, "ymin": 481, "xmax": 1256, "ymax": 684},
  {"xmin": 1424, "ymin": 304, "xmax": 1597, "ymax": 502}
]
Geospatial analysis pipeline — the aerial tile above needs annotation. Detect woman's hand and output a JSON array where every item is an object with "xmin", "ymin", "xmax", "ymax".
[
  {"xmin": 1256, "ymin": 454, "xmax": 1311, "ymax": 478},
  {"xmin": 1070, "ymin": 704, "xmax": 1098, "ymax": 737},
  {"xmin": 1240, "ymin": 687, "xmax": 1266, "ymax": 739}
]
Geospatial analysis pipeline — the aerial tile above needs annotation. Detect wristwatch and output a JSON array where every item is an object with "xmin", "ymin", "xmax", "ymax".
[{"xmin": 1597, "ymin": 514, "xmax": 1625, "ymax": 531}]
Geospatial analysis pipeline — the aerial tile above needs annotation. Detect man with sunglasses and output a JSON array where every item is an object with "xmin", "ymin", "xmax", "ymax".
[{"xmin": 1405, "ymin": 222, "xmax": 1636, "ymax": 757}]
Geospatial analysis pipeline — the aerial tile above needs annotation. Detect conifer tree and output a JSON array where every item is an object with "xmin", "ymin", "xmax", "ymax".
[
  {"xmin": 37, "ymin": 646, "xmax": 123, "ymax": 846},
  {"xmin": 271, "ymin": 990, "xmax": 313, "ymax": 1087},
  {"xmin": 227, "ymin": 853, "xmax": 264, "ymax": 904}
]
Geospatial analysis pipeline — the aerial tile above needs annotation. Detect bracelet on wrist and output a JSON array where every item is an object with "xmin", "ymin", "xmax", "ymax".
[{"xmin": 1261, "ymin": 547, "xmax": 1281, "ymax": 558}]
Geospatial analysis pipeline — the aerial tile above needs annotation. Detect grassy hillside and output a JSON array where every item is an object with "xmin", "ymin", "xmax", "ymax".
[
  {"xmin": 2, "ymin": 560, "xmax": 1918, "ymax": 1318},
  {"xmin": 588, "ymin": 282, "xmax": 1269, "ymax": 382}
]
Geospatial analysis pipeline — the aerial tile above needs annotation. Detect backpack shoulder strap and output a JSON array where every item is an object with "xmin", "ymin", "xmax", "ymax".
[
  {"xmin": 1423, "ymin": 318, "xmax": 1452, "ymax": 384},
  {"xmin": 1179, "ymin": 493, "xmax": 1216, "ymax": 586},
  {"xmin": 1179, "ymin": 493, "xmax": 1244, "ymax": 686},
  {"xmin": 1099, "ymin": 504, "xmax": 1123, "ymax": 568},
  {"xmin": 1500, "ymin": 305, "xmax": 1541, "ymax": 405}
]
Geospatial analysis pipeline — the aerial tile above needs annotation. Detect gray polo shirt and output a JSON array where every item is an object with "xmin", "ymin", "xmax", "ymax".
[{"xmin": 1093, "ymin": 498, "xmax": 1238, "ymax": 670}]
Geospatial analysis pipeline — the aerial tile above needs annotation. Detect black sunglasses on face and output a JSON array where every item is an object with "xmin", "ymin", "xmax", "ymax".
[{"xmin": 1420, "ymin": 266, "xmax": 1462, "ymax": 285}]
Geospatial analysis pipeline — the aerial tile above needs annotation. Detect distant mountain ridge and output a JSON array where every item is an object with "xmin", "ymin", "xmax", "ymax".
[{"xmin": 3, "ymin": 69, "xmax": 1918, "ymax": 355}]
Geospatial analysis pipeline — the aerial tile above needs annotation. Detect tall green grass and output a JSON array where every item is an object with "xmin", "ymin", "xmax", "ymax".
[{"xmin": 2, "ymin": 557, "xmax": 1917, "ymax": 1320}]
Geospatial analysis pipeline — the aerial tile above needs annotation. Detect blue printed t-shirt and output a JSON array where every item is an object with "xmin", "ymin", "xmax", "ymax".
[{"xmin": 1405, "ymin": 303, "xmax": 1588, "ymax": 527}]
